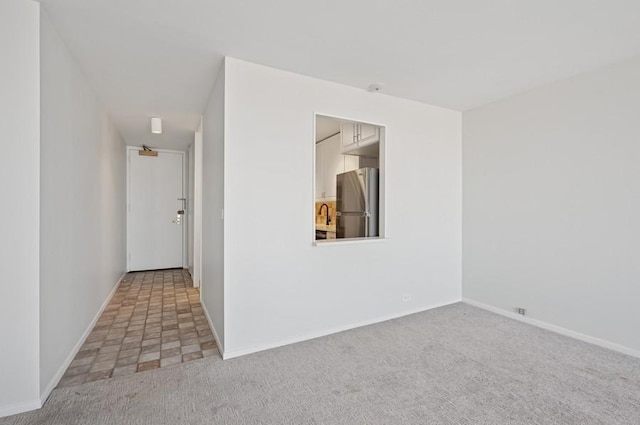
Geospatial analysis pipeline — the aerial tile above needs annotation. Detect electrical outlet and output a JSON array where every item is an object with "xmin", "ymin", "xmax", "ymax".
[
  {"xmin": 517, "ymin": 307, "xmax": 526, "ymax": 315},
  {"xmin": 402, "ymin": 293, "xmax": 412, "ymax": 302}
]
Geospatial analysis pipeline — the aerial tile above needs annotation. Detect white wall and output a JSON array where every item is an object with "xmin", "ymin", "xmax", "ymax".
[
  {"xmin": 187, "ymin": 142, "xmax": 195, "ymax": 277},
  {"xmin": 463, "ymin": 57, "xmax": 640, "ymax": 355},
  {"xmin": 39, "ymin": 10, "xmax": 126, "ymax": 397},
  {"xmin": 193, "ymin": 118, "xmax": 203, "ymax": 288},
  {"xmin": 0, "ymin": 0, "xmax": 41, "ymax": 416},
  {"xmin": 201, "ymin": 68, "xmax": 225, "ymax": 349},
  {"xmin": 190, "ymin": 117, "xmax": 203, "ymax": 287},
  {"xmin": 223, "ymin": 58, "xmax": 462, "ymax": 356}
]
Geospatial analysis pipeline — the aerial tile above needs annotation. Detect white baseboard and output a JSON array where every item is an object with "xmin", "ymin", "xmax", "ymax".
[
  {"xmin": 223, "ymin": 299, "xmax": 461, "ymax": 360},
  {"xmin": 462, "ymin": 298, "xmax": 640, "ymax": 359},
  {"xmin": 201, "ymin": 300, "xmax": 224, "ymax": 357},
  {"xmin": 0, "ymin": 400, "xmax": 42, "ymax": 419},
  {"xmin": 39, "ymin": 272, "xmax": 126, "ymax": 405}
]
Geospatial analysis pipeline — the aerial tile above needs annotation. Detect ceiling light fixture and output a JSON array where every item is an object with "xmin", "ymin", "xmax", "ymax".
[{"xmin": 151, "ymin": 117, "xmax": 162, "ymax": 134}]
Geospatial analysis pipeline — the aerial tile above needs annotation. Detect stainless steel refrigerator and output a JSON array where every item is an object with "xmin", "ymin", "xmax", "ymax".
[{"xmin": 336, "ymin": 168, "xmax": 379, "ymax": 238}]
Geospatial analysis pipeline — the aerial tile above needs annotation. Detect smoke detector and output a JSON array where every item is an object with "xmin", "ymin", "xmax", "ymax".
[{"xmin": 367, "ymin": 82, "xmax": 384, "ymax": 93}]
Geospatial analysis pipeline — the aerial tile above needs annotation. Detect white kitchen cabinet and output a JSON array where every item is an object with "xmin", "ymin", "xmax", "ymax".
[
  {"xmin": 340, "ymin": 123, "xmax": 357, "ymax": 152},
  {"xmin": 358, "ymin": 123, "xmax": 379, "ymax": 147},
  {"xmin": 340, "ymin": 122, "xmax": 380, "ymax": 154}
]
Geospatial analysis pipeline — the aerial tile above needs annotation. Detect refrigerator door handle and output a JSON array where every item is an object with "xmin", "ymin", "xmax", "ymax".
[
  {"xmin": 365, "ymin": 214, "xmax": 369, "ymax": 237},
  {"xmin": 336, "ymin": 211, "xmax": 369, "ymax": 216}
]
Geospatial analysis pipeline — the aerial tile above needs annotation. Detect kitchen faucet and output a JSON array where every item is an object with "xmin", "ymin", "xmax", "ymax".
[{"xmin": 318, "ymin": 203, "xmax": 331, "ymax": 226}]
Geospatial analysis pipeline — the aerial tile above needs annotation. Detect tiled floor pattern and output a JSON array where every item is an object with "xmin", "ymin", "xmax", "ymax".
[{"xmin": 58, "ymin": 269, "xmax": 218, "ymax": 387}]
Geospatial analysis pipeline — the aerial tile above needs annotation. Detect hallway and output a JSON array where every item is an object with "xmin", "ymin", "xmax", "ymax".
[{"xmin": 57, "ymin": 270, "xmax": 218, "ymax": 387}]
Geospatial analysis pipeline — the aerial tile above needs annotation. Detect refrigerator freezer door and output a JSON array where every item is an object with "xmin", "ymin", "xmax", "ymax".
[{"xmin": 336, "ymin": 168, "xmax": 378, "ymax": 239}]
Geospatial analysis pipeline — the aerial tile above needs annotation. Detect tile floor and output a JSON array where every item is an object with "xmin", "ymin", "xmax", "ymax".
[{"xmin": 58, "ymin": 269, "xmax": 218, "ymax": 387}]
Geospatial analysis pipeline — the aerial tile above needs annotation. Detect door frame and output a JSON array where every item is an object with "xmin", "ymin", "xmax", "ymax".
[
  {"xmin": 193, "ymin": 118, "xmax": 203, "ymax": 289},
  {"xmin": 126, "ymin": 145, "xmax": 188, "ymax": 272}
]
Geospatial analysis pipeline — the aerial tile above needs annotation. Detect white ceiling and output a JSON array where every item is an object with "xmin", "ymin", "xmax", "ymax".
[{"xmin": 39, "ymin": 0, "xmax": 640, "ymax": 150}]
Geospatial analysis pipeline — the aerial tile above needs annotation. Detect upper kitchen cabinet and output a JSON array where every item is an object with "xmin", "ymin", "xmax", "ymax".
[
  {"xmin": 358, "ymin": 123, "xmax": 380, "ymax": 145},
  {"xmin": 340, "ymin": 122, "xmax": 357, "ymax": 152},
  {"xmin": 340, "ymin": 122, "xmax": 380, "ymax": 155}
]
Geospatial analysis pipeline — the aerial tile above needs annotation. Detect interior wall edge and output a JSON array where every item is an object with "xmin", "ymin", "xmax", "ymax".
[
  {"xmin": 201, "ymin": 297, "xmax": 224, "ymax": 357},
  {"xmin": 223, "ymin": 298, "xmax": 461, "ymax": 360},
  {"xmin": 463, "ymin": 298, "xmax": 640, "ymax": 359},
  {"xmin": 39, "ymin": 273, "xmax": 126, "ymax": 405},
  {"xmin": 0, "ymin": 400, "xmax": 43, "ymax": 420},
  {"xmin": 200, "ymin": 59, "xmax": 226, "ymax": 349}
]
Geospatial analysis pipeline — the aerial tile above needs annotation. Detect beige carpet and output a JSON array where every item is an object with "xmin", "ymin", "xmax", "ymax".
[{"xmin": 3, "ymin": 303, "xmax": 639, "ymax": 424}]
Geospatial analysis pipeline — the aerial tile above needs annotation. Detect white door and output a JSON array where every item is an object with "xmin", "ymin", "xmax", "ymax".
[{"xmin": 128, "ymin": 148, "xmax": 184, "ymax": 271}]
